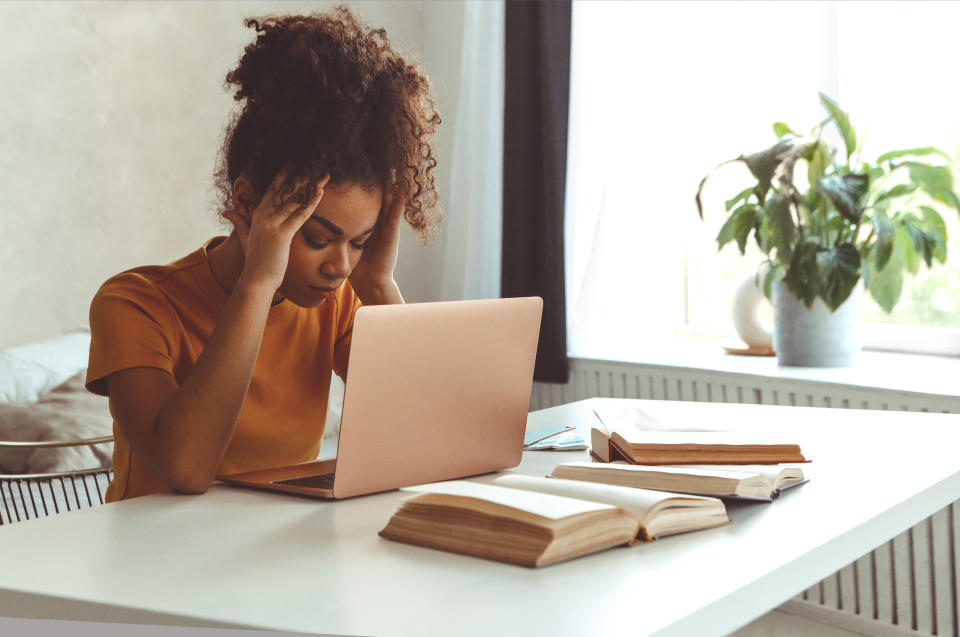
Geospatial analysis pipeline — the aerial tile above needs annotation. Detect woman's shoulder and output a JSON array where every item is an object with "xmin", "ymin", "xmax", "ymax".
[{"xmin": 91, "ymin": 242, "xmax": 216, "ymax": 315}]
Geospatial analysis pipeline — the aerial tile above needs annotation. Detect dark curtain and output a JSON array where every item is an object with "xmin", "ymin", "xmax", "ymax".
[{"xmin": 502, "ymin": 0, "xmax": 571, "ymax": 384}]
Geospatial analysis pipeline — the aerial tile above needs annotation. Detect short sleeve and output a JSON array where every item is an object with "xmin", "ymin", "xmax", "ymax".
[
  {"xmin": 86, "ymin": 273, "xmax": 178, "ymax": 396},
  {"xmin": 332, "ymin": 283, "xmax": 363, "ymax": 380}
]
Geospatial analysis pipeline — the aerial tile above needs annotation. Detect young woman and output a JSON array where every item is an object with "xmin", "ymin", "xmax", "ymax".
[{"xmin": 85, "ymin": 8, "xmax": 441, "ymax": 502}]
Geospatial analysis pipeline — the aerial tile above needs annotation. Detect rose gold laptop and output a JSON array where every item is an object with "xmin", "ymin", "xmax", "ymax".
[{"xmin": 219, "ymin": 297, "xmax": 543, "ymax": 499}]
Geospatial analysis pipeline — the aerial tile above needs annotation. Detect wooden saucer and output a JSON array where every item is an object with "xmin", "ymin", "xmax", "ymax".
[{"xmin": 722, "ymin": 343, "xmax": 775, "ymax": 357}]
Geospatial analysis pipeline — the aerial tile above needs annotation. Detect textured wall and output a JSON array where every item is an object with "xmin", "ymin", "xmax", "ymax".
[{"xmin": 1, "ymin": 1, "xmax": 457, "ymax": 348}]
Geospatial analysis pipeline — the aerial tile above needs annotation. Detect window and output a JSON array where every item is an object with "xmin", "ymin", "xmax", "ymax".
[{"xmin": 566, "ymin": 1, "xmax": 960, "ymax": 360}]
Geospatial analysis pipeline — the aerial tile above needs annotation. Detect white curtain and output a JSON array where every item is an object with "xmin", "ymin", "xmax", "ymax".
[{"xmin": 438, "ymin": 0, "xmax": 504, "ymax": 301}]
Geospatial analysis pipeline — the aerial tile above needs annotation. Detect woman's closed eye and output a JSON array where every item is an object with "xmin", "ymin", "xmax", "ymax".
[
  {"xmin": 302, "ymin": 232, "xmax": 367, "ymax": 251},
  {"xmin": 302, "ymin": 233, "xmax": 328, "ymax": 250}
]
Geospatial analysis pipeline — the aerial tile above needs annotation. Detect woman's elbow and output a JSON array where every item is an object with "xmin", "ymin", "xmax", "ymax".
[
  {"xmin": 163, "ymin": 465, "xmax": 214, "ymax": 495},
  {"xmin": 168, "ymin": 480, "xmax": 211, "ymax": 495}
]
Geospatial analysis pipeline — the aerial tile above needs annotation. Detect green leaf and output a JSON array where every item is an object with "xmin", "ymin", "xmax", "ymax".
[
  {"xmin": 872, "ymin": 183, "xmax": 917, "ymax": 206},
  {"xmin": 876, "ymin": 147, "xmax": 950, "ymax": 164},
  {"xmin": 724, "ymin": 187, "xmax": 754, "ymax": 212},
  {"xmin": 816, "ymin": 173, "xmax": 870, "ymax": 223},
  {"xmin": 867, "ymin": 237, "xmax": 904, "ymax": 313},
  {"xmin": 763, "ymin": 263, "xmax": 786, "ymax": 300},
  {"xmin": 819, "ymin": 92, "xmax": 857, "ymax": 161},
  {"xmin": 895, "ymin": 226, "xmax": 920, "ymax": 275},
  {"xmin": 806, "ymin": 140, "xmax": 831, "ymax": 191},
  {"xmin": 820, "ymin": 208, "xmax": 851, "ymax": 245},
  {"xmin": 742, "ymin": 137, "xmax": 801, "ymax": 205},
  {"xmin": 773, "ymin": 122, "xmax": 795, "ymax": 139},
  {"xmin": 903, "ymin": 213, "xmax": 937, "ymax": 267},
  {"xmin": 765, "ymin": 194, "xmax": 796, "ymax": 263},
  {"xmin": 871, "ymin": 208, "xmax": 896, "ymax": 270},
  {"xmin": 918, "ymin": 205, "xmax": 948, "ymax": 263},
  {"xmin": 816, "ymin": 243, "xmax": 861, "ymax": 311},
  {"xmin": 756, "ymin": 216, "xmax": 771, "ymax": 254},
  {"xmin": 716, "ymin": 204, "xmax": 760, "ymax": 254},
  {"xmin": 904, "ymin": 162, "xmax": 960, "ymax": 214},
  {"xmin": 783, "ymin": 241, "xmax": 820, "ymax": 308},
  {"xmin": 861, "ymin": 252, "xmax": 874, "ymax": 288},
  {"xmin": 695, "ymin": 157, "xmax": 741, "ymax": 219}
]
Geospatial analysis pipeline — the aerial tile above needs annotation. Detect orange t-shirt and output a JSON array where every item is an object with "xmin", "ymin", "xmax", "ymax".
[{"xmin": 86, "ymin": 237, "xmax": 360, "ymax": 502}]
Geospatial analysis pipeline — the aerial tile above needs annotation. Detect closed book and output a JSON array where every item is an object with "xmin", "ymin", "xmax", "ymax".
[
  {"xmin": 592, "ymin": 406, "xmax": 808, "ymax": 465},
  {"xmin": 552, "ymin": 461, "xmax": 808, "ymax": 501}
]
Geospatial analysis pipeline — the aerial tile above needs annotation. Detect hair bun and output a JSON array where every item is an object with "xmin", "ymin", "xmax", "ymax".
[{"xmin": 215, "ymin": 7, "xmax": 442, "ymax": 241}]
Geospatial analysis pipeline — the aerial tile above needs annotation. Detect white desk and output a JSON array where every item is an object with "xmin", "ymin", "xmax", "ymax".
[{"xmin": 1, "ymin": 398, "xmax": 960, "ymax": 636}]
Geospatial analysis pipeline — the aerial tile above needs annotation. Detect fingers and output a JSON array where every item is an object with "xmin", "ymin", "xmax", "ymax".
[
  {"xmin": 378, "ymin": 188, "xmax": 405, "ymax": 234},
  {"xmin": 262, "ymin": 163, "xmax": 296, "ymax": 204},
  {"xmin": 257, "ymin": 170, "xmax": 330, "ymax": 224},
  {"xmin": 280, "ymin": 174, "xmax": 331, "ymax": 231}
]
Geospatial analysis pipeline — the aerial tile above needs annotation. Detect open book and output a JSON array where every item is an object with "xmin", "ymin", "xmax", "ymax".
[
  {"xmin": 592, "ymin": 406, "xmax": 808, "ymax": 465},
  {"xmin": 552, "ymin": 462, "xmax": 807, "ymax": 502},
  {"xmin": 379, "ymin": 475, "xmax": 729, "ymax": 568}
]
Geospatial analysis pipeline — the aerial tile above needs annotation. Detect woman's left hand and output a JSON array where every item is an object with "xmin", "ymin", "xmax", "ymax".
[{"xmin": 348, "ymin": 187, "xmax": 405, "ymax": 305}]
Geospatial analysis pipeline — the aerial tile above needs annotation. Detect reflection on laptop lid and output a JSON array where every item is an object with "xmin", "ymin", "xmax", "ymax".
[{"xmin": 219, "ymin": 297, "xmax": 543, "ymax": 499}]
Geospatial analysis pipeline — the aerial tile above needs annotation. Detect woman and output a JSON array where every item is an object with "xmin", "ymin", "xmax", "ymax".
[{"xmin": 86, "ymin": 7, "xmax": 441, "ymax": 501}]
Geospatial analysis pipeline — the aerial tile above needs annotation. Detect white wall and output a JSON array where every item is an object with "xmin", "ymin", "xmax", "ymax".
[{"xmin": 0, "ymin": 1, "xmax": 464, "ymax": 348}]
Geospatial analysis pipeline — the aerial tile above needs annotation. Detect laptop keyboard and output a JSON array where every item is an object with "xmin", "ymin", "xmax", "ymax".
[{"xmin": 273, "ymin": 473, "xmax": 335, "ymax": 489}]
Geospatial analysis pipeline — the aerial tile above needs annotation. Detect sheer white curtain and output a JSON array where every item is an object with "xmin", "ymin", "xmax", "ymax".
[
  {"xmin": 565, "ymin": 2, "xmax": 829, "ymax": 360},
  {"xmin": 438, "ymin": 0, "xmax": 504, "ymax": 301}
]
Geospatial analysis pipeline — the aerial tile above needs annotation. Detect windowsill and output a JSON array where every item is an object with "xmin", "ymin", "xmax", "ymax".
[{"xmin": 571, "ymin": 337, "xmax": 960, "ymax": 399}]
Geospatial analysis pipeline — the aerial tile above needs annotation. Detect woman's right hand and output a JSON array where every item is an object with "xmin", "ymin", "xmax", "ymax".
[{"xmin": 223, "ymin": 167, "xmax": 331, "ymax": 291}]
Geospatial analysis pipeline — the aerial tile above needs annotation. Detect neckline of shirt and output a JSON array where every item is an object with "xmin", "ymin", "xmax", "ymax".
[{"xmin": 198, "ymin": 236, "xmax": 292, "ymax": 313}]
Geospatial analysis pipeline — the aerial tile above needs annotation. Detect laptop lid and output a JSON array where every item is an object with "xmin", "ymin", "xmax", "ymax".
[{"xmin": 330, "ymin": 296, "xmax": 543, "ymax": 498}]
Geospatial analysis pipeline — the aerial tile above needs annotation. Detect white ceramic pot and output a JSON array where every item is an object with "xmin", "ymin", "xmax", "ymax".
[{"xmin": 772, "ymin": 280, "xmax": 862, "ymax": 367}]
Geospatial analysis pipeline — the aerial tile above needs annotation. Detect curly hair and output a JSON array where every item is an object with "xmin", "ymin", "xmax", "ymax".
[{"xmin": 213, "ymin": 6, "xmax": 442, "ymax": 241}]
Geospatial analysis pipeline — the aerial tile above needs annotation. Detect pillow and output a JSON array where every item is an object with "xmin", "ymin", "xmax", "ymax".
[
  {"xmin": 0, "ymin": 329, "xmax": 91, "ymax": 403},
  {"xmin": 0, "ymin": 371, "xmax": 113, "ymax": 474},
  {"xmin": 325, "ymin": 372, "xmax": 345, "ymax": 439}
]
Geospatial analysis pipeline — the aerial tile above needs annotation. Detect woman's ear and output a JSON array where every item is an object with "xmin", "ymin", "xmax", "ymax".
[{"xmin": 230, "ymin": 176, "xmax": 258, "ymax": 220}]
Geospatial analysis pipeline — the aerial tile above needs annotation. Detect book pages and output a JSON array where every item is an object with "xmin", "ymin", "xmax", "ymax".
[
  {"xmin": 559, "ymin": 461, "xmax": 758, "ymax": 481},
  {"xmin": 402, "ymin": 480, "xmax": 616, "ymax": 521},
  {"xmin": 662, "ymin": 464, "xmax": 804, "ymax": 483},
  {"xmin": 594, "ymin": 405, "xmax": 720, "ymax": 434},
  {"xmin": 493, "ymin": 474, "xmax": 714, "ymax": 523}
]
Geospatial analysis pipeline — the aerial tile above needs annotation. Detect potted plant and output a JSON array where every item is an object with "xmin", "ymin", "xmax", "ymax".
[{"xmin": 696, "ymin": 93, "xmax": 960, "ymax": 366}]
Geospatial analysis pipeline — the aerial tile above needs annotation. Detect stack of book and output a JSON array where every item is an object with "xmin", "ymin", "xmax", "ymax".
[{"xmin": 380, "ymin": 406, "xmax": 809, "ymax": 567}]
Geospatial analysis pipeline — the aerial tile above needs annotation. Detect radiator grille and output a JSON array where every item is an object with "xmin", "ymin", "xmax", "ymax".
[{"xmin": 531, "ymin": 358, "xmax": 960, "ymax": 636}]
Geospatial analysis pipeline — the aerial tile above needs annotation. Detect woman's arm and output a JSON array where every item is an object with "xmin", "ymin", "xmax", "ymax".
[
  {"xmin": 106, "ymin": 278, "xmax": 275, "ymax": 493},
  {"xmin": 106, "ymin": 169, "xmax": 329, "ymax": 494}
]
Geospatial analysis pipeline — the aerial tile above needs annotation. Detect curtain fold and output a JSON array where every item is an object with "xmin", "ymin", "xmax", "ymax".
[
  {"xmin": 502, "ymin": 0, "xmax": 571, "ymax": 383},
  {"xmin": 439, "ymin": 1, "xmax": 505, "ymax": 302}
]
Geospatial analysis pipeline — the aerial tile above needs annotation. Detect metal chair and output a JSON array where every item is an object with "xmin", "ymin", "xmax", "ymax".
[{"xmin": 0, "ymin": 436, "xmax": 114, "ymax": 525}]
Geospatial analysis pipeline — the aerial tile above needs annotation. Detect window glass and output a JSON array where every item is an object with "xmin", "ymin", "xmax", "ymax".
[{"xmin": 566, "ymin": 1, "xmax": 960, "ymax": 359}]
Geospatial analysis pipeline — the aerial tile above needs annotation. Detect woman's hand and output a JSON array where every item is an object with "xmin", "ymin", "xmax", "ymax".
[
  {"xmin": 223, "ymin": 168, "xmax": 331, "ymax": 292},
  {"xmin": 348, "ymin": 187, "xmax": 405, "ymax": 305}
]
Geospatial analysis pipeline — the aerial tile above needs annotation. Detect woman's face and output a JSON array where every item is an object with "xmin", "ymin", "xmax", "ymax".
[{"xmin": 279, "ymin": 181, "xmax": 382, "ymax": 307}]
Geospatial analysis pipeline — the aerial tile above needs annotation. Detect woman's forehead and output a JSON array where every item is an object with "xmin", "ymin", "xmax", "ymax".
[{"xmin": 309, "ymin": 183, "xmax": 381, "ymax": 233}]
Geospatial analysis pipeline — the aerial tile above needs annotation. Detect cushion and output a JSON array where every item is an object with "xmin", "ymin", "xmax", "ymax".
[
  {"xmin": 325, "ymin": 372, "xmax": 345, "ymax": 439},
  {"xmin": 0, "ymin": 372, "xmax": 113, "ymax": 474},
  {"xmin": 0, "ymin": 329, "xmax": 91, "ymax": 403}
]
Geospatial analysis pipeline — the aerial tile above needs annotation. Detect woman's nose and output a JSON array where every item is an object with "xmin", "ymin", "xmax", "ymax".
[{"xmin": 322, "ymin": 244, "xmax": 352, "ymax": 277}]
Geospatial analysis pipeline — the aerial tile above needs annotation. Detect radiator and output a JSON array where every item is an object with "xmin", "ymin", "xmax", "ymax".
[{"xmin": 531, "ymin": 358, "xmax": 960, "ymax": 636}]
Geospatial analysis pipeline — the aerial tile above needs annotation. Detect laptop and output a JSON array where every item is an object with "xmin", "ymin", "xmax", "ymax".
[{"xmin": 218, "ymin": 296, "xmax": 543, "ymax": 499}]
